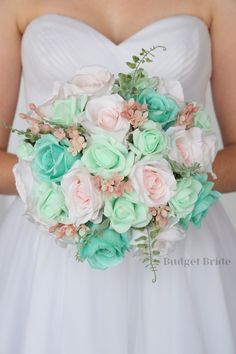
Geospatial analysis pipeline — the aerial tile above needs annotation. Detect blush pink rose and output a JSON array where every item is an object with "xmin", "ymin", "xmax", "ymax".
[
  {"xmin": 61, "ymin": 161, "xmax": 103, "ymax": 226},
  {"xmin": 166, "ymin": 126, "xmax": 217, "ymax": 171},
  {"xmin": 129, "ymin": 158, "xmax": 177, "ymax": 207},
  {"xmin": 81, "ymin": 94, "xmax": 130, "ymax": 142},
  {"xmin": 68, "ymin": 65, "xmax": 115, "ymax": 96}
]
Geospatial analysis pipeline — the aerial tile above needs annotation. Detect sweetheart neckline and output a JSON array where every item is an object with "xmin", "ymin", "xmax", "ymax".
[{"xmin": 21, "ymin": 13, "xmax": 210, "ymax": 47}]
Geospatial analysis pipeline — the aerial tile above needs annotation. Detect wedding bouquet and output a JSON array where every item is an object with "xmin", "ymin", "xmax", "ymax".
[{"xmin": 12, "ymin": 46, "xmax": 220, "ymax": 282}]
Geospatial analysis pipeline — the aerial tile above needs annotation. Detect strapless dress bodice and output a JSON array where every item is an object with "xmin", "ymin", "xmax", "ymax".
[{"xmin": 21, "ymin": 13, "xmax": 212, "ymax": 105}]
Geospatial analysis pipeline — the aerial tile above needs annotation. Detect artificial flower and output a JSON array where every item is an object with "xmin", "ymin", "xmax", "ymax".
[
  {"xmin": 138, "ymin": 88, "xmax": 179, "ymax": 129},
  {"xmin": 82, "ymin": 134, "xmax": 134, "ymax": 179},
  {"xmin": 104, "ymin": 193, "xmax": 151, "ymax": 233},
  {"xmin": 129, "ymin": 156, "xmax": 176, "ymax": 207},
  {"xmin": 61, "ymin": 161, "xmax": 103, "ymax": 226},
  {"xmin": 33, "ymin": 134, "xmax": 79, "ymax": 183}
]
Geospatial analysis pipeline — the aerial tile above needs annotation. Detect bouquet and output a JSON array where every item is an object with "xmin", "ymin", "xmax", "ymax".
[{"xmin": 11, "ymin": 46, "xmax": 221, "ymax": 282}]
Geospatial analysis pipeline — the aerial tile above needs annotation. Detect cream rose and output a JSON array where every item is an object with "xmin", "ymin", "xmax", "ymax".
[
  {"xmin": 81, "ymin": 94, "xmax": 130, "ymax": 142},
  {"xmin": 61, "ymin": 161, "xmax": 103, "ymax": 226},
  {"xmin": 166, "ymin": 126, "xmax": 217, "ymax": 171},
  {"xmin": 129, "ymin": 157, "xmax": 177, "ymax": 207}
]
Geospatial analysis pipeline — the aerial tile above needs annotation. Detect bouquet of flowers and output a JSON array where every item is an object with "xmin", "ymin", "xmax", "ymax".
[{"xmin": 12, "ymin": 46, "xmax": 220, "ymax": 282}]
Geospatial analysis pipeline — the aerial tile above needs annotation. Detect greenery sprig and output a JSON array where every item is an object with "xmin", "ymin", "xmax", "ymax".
[
  {"xmin": 0, "ymin": 119, "xmax": 39, "ymax": 145},
  {"xmin": 113, "ymin": 45, "xmax": 166, "ymax": 100},
  {"xmin": 134, "ymin": 221, "xmax": 161, "ymax": 283},
  {"xmin": 166, "ymin": 157, "xmax": 202, "ymax": 178},
  {"xmin": 127, "ymin": 46, "xmax": 166, "ymax": 83}
]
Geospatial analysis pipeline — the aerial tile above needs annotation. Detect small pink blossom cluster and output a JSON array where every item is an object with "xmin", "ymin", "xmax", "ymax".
[
  {"xmin": 52, "ymin": 125, "xmax": 86, "ymax": 156},
  {"xmin": 49, "ymin": 223, "xmax": 79, "ymax": 239},
  {"xmin": 20, "ymin": 104, "xmax": 87, "ymax": 156},
  {"xmin": 93, "ymin": 174, "xmax": 133, "ymax": 198},
  {"xmin": 150, "ymin": 205, "xmax": 171, "ymax": 228},
  {"xmin": 66, "ymin": 125, "xmax": 87, "ymax": 156},
  {"xmin": 19, "ymin": 103, "xmax": 53, "ymax": 135},
  {"xmin": 53, "ymin": 128, "xmax": 66, "ymax": 141},
  {"xmin": 176, "ymin": 103, "xmax": 198, "ymax": 129},
  {"xmin": 121, "ymin": 98, "xmax": 148, "ymax": 128}
]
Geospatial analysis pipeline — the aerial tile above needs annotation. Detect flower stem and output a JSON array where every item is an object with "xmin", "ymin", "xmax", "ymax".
[
  {"xmin": 146, "ymin": 225, "xmax": 157, "ymax": 283},
  {"xmin": 132, "ymin": 45, "xmax": 166, "ymax": 87}
]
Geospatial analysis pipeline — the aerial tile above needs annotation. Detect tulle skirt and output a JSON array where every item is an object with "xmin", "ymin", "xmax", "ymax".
[{"xmin": 0, "ymin": 197, "xmax": 236, "ymax": 354}]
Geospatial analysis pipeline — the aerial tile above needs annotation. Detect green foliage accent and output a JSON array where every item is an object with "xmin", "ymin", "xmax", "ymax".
[
  {"xmin": 0, "ymin": 119, "xmax": 39, "ymax": 145},
  {"xmin": 23, "ymin": 129, "xmax": 41, "ymax": 144},
  {"xmin": 75, "ymin": 252, "xmax": 82, "ymax": 262},
  {"xmin": 131, "ymin": 46, "xmax": 163, "ymax": 81},
  {"xmin": 166, "ymin": 157, "xmax": 202, "ymax": 178},
  {"xmin": 75, "ymin": 230, "xmax": 93, "ymax": 263},
  {"xmin": 126, "ymin": 62, "xmax": 136, "ymax": 69},
  {"xmin": 134, "ymin": 222, "xmax": 161, "ymax": 283},
  {"xmin": 93, "ymin": 218, "xmax": 111, "ymax": 237},
  {"xmin": 132, "ymin": 55, "xmax": 139, "ymax": 63},
  {"xmin": 113, "ymin": 45, "xmax": 166, "ymax": 100}
]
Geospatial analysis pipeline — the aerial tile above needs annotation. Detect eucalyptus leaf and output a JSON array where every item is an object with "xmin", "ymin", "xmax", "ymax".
[
  {"xmin": 126, "ymin": 62, "xmax": 136, "ymax": 69},
  {"xmin": 135, "ymin": 236, "xmax": 148, "ymax": 242},
  {"xmin": 132, "ymin": 55, "xmax": 139, "ymax": 62}
]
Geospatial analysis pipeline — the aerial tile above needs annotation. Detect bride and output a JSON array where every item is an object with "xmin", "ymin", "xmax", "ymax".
[{"xmin": 0, "ymin": 0, "xmax": 236, "ymax": 353}]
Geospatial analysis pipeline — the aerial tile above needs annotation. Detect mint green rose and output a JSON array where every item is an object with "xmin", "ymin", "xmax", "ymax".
[
  {"xmin": 33, "ymin": 182, "xmax": 68, "ymax": 224},
  {"xmin": 169, "ymin": 177, "xmax": 202, "ymax": 219},
  {"xmin": 50, "ymin": 96, "xmax": 87, "ymax": 127},
  {"xmin": 193, "ymin": 107, "xmax": 212, "ymax": 132},
  {"xmin": 131, "ymin": 121, "xmax": 168, "ymax": 157},
  {"xmin": 104, "ymin": 193, "xmax": 152, "ymax": 233},
  {"xmin": 79, "ymin": 226, "xmax": 129, "ymax": 269},
  {"xmin": 179, "ymin": 174, "xmax": 221, "ymax": 229},
  {"xmin": 33, "ymin": 134, "xmax": 80, "ymax": 183},
  {"xmin": 138, "ymin": 88, "xmax": 179, "ymax": 129},
  {"xmin": 81, "ymin": 135, "xmax": 134, "ymax": 179},
  {"xmin": 16, "ymin": 141, "xmax": 34, "ymax": 160}
]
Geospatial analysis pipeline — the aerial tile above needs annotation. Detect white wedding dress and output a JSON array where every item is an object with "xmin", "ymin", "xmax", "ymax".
[{"xmin": 0, "ymin": 14, "xmax": 236, "ymax": 354}]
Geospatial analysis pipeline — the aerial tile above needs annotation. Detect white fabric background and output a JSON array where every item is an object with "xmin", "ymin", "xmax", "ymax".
[{"xmin": 0, "ymin": 79, "xmax": 235, "ymax": 230}]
